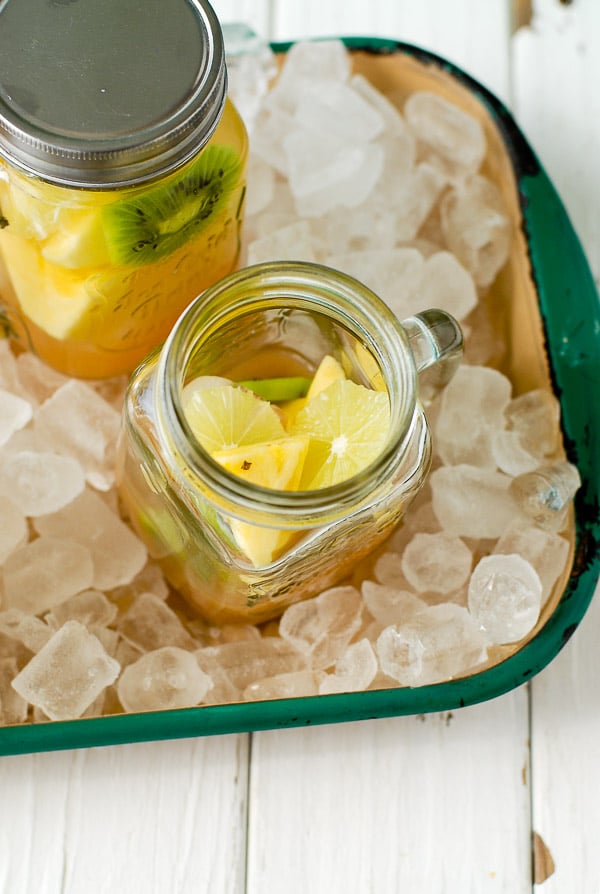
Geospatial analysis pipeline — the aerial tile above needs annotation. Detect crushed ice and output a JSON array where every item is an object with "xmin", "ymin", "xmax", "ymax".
[{"xmin": 0, "ymin": 39, "xmax": 580, "ymax": 725}]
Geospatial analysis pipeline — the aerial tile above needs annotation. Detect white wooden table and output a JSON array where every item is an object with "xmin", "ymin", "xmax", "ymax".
[{"xmin": 1, "ymin": 2, "xmax": 599, "ymax": 891}]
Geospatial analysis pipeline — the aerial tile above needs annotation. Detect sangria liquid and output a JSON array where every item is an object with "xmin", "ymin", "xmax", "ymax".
[{"xmin": 0, "ymin": 101, "xmax": 247, "ymax": 379}]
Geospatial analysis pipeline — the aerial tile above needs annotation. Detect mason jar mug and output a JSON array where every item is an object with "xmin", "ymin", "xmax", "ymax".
[
  {"xmin": 117, "ymin": 261, "xmax": 463, "ymax": 624},
  {"xmin": 0, "ymin": 0, "xmax": 247, "ymax": 378}
]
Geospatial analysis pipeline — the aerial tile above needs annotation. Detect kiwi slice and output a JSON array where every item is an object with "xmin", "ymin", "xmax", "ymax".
[{"xmin": 103, "ymin": 144, "xmax": 242, "ymax": 266}]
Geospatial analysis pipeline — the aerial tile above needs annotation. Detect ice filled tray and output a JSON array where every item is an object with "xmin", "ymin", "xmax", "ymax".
[{"xmin": 0, "ymin": 37, "xmax": 599, "ymax": 756}]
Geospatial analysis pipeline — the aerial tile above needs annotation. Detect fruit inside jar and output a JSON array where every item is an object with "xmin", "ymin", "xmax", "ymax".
[
  {"xmin": 0, "ymin": 99, "xmax": 247, "ymax": 379},
  {"xmin": 180, "ymin": 354, "xmax": 391, "ymax": 567}
]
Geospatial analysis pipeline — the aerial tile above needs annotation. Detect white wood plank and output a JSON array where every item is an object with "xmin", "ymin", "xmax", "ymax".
[
  {"xmin": 247, "ymin": 693, "xmax": 532, "ymax": 893},
  {"xmin": 0, "ymin": 735, "xmax": 249, "ymax": 894},
  {"xmin": 270, "ymin": 0, "xmax": 512, "ymax": 101},
  {"xmin": 512, "ymin": 0, "xmax": 600, "ymax": 281},
  {"xmin": 513, "ymin": 1, "xmax": 600, "ymax": 890},
  {"xmin": 529, "ymin": 596, "xmax": 600, "ymax": 891}
]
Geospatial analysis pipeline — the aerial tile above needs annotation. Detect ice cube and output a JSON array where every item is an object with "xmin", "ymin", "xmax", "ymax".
[
  {"xmin": 34, "ymin": 489, "xmax": 147, "ymax": 590},
  {"xmin": 195, "ymin": 653, "xmax": 240, "ymax": 705},
  {"xmin": 0, "ymin": 496, "xmax": 27, "ymax": 563},
  {"xmin": 401, "ymin": 532, "xmax": 473, "ymax": 594},
  {"xmin": 0, "ymin": 388, "xmax": 32, "ymax": 447},
  {"xmin": 362, "ymin": 579, "xmax": 426, "ymax": 625},
  {"xmin": 315, "ymin": 203, "xmax": 398, "ymax": 255},
  {"xmin": 11, "ymin": 621, "xmax": 120, "ymax": 720},
  {"xmin": 326, "ymin": 247, "xmax": 423, "ymax": 316},
  {"xmin": 350, "ymin": 74, "xmax": 415, "ymax": 138},
  {"xmin": 218, "ymin": 624, "xmax": 261, "ymax": 644},
  {"xmin": 243, "ymin": 669, "xmax": 322, "ymax": 701},
  {"xmin": 440, "ymin": 175, "xmax": 511, "ymax": 289},
  {"xmin": 2, "ymin": 536, "xmax": 94, "ymax": 615},
  {"xmin": 294, "ymin": 81, "xmax": 385, "ymax": 144},
  {"xmin": 223, "ymin": 26, "xmax": 276, "ymax": 130},
  {"xmin": 245, "ymin": 155, "xmax": 276, "ymax": 216},
  {"xmin": 434, "ymin": 365, "xmax": 512, "ymax": 467},
  {"xmin": 0, "ymin": 609, "xmax": 53, "ymax": 653},
  {"xmin": 195, "ymin": 638, "xmax": 305, "ymax": 692},
  {"xmin": 376, "ymin": 603, "xmax": 487, "ymax": 686},
  {"xmin": 509, "ymin": 461, "xmax": 581, "ymax": 531},
  {"xmin": 109, "ymin": 560, "xmax": 170, "ymax": 609},
  {"xmin": 15, "ymin": 352, "xmax": 69, "ymax": 404},
  {"xmin": 278, "ymin": 585, "xmax": 363, "ymax": 669},
  {"xmin": 397, "ymin": 163, "xmax": 448, "ymax": 241},
  {"xmin": 117, "ymin": 646, "xmax": 212, "ymax": 713},
  {"xmin": 372, "ymin": 132, "xmax": 419, "ymax": 208},
  {"xmin": 33, "ymin": 381, "xmax": 121, "ymax": 490},
  {"xmin": 250, "ymin": 104, "xmax": 296, "ymax": 176},
  {"xmin": 285, "ymin": 127, "xmax": 384, "ymax": 217},
  {"xmin": 117, "ymin": 592, "xmax": 197, "ymax": 652},
  {"xmin": 418, "ymin": 252, "xmax": 478, "ymax": 321},
  {"xmin": 0, "ymin": 450, "xmax": 84, "ymax": 517},
  {"xmin": 491, "ymin": 430, "xmax": 540, "ymax": 477},
  {"xmin": 373, "ymin": 551, "xmax": 413, "ymax": 590},
  {"xmin": 494, "ymin": 521, "xmax": 570, "ymax": 600},
  {"xmin": 0, "ymin": 656, "xmax": 28, "ymax": 725},
  {"xmin": 404, "ymin": 91, "xmax": 486, "ymax": 176},
  {"xmin": 247, "ymin": 220, "xmax": 316, "ymax": 265},
  {"xmin": 468, "ymin": 553, "xmax": 543, "ymax": 644},
  {"xmin": 430, "ymin": 465, "xmax": 517, "ymax": 539},
  {"xmin": 505, "ymin": 390, "xmax": 561, "ymax": 459},
  {"xmin": 272, "ymin": 39, "xmax": 351, "ymax": 113},
  {"xmin": 46, "ymin": 590, "xmax": 117, "ymax": 630},
  {"xmin": 319, "ymin": 639, "xmax": 378, "ymax": 695}
]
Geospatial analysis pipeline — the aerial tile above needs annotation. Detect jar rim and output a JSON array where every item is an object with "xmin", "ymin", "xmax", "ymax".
[
  {"xmin": 156, "ymin": 261, "xmax": 420, "ymax": 526},
  {"xmin": 0, "ymin": 0, "xmax": 226, "ymax": 188}
]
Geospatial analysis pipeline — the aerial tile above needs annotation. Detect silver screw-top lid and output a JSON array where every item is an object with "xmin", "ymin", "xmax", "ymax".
[{"xmin": 0, "ymin": 0, "xmax": 227, "ymax": 188}]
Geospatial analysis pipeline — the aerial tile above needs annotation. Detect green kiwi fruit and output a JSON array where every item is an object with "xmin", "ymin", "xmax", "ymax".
[{"xmin": 103, "ymin": 144, "xmax": 242, "ymax": 266}]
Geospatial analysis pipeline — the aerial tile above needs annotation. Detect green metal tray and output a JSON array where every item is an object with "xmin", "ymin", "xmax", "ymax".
[{"xmin": 1, "ymin": 37, "xmax": 599, "ymax": 756}]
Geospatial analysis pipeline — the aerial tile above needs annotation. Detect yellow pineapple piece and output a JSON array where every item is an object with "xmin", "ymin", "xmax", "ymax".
[
  {"xmin": 306, "ymin": 354, "xmax": 346, "ymax": 398},
  {"xmin": 212, "ymin": 435, "xmax": 310, "ymax": 566},
  {"xmin": 280, "ymin": 354, "xmax": 346, "ymax": 429},
  {"xmin": 0, "ymin": 232, "xmax": 96, "ymax": 340}
]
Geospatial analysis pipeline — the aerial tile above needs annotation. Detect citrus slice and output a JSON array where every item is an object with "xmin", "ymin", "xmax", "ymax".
[
  {"xmin": 183, "ymin": 383, "xmax": 286, "ymax": 453},
  {"xmin": 291, "ymin": 378, "xmax": 391, "ymax": 489},
  {"xmin": 212, "ymin": 436, "xmax": 310, "ymax": 566},
  {"xmin": 306, "ymin": 354, "xmax": 346, "ymax": 398},
  {"xmin": 280, "ymin": 354, "xmax": 346, "ymax": 430}
]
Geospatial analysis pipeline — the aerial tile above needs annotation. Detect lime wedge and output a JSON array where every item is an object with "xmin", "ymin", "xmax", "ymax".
[{"xmin": 238, "ymin": 376, "xmax": 311, "ymax": 402}]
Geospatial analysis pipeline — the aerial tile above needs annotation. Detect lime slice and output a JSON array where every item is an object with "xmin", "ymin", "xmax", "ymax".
[
  {"xmin": 212, "ymin": 436, "xmax": 310, "ymax": 566},
  {"xmin": 291, "ymin": 379, "xmax": 391, "ymax": 489},
  {"xmin": 237, "ymin": 376, "xmax": 311, "ymax": 402},
  {"xmin": 183, "ymin": 383, "xmax": 286, "ymax": 454}
]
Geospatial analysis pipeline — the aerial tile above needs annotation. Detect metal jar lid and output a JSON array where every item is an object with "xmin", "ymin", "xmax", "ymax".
[{"xmin": 0, "ymin": 0, "xmax": 227, "ymax": 189}]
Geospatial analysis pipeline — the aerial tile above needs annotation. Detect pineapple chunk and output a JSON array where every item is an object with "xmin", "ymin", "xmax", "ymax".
[
  {"xmin": 0, "ymin": 232, "xmax": 95, "ymax": 340},
  {"xmin": 212, "ymin": 435, "xmax": 310, "ymax": 566}
]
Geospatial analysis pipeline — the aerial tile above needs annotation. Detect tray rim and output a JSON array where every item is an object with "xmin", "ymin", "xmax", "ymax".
[{"xmin": 1, "ymin": 35, "xmax": 599, "ymax": 756}]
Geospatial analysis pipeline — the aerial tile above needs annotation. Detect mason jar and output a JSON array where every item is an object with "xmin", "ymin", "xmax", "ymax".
[
  {"xmin": 0, "ymin": 0, "xmax": 247, "ymax": 379},
  {"xmin": 117, "ymin": 261, "xmax": 463, "ymax": 625}
]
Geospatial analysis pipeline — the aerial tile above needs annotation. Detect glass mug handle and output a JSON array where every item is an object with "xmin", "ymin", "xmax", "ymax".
[{"xmin": 401, "ymin": 309, "xmax": 463, "ymax": 404}]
